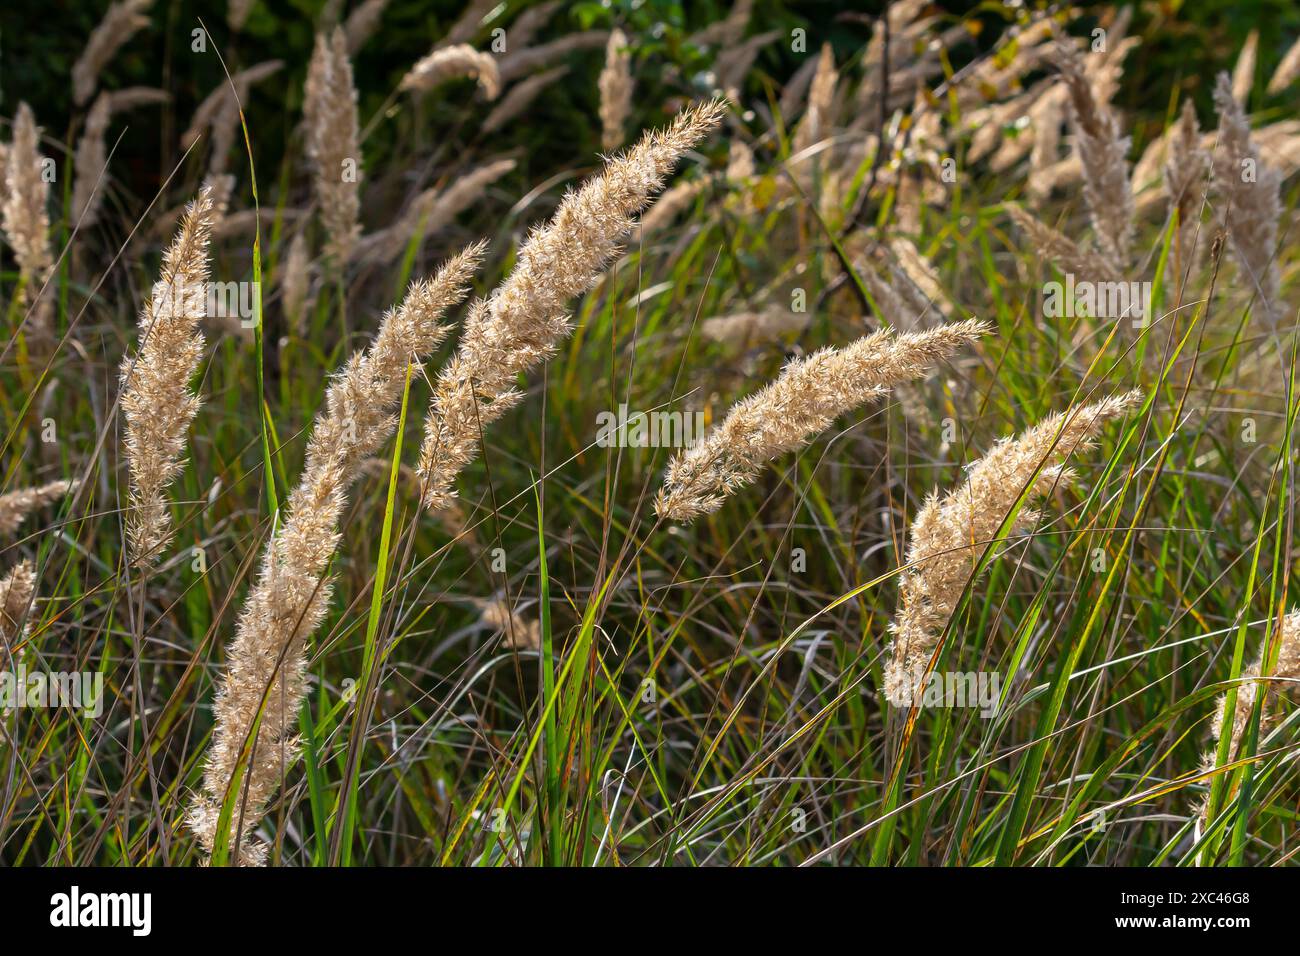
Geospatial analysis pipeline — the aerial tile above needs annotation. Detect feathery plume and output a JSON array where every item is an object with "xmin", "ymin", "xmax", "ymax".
[
  {"xmin": 441, "ymin": 0, "xmax": 496, "ymax": 48},
  {"xmin": 656, "ymin": 320, "xmax": 989, "ymax": 523},
  {"xmin": 280, "ymin": 231, "xmax": 311, "ymax": 337},
  {"xmin": 1006, "ymin": 203, "xmax": 1118, "ymax": 282},
  {"xmin": 305, "ymin": 29, "xmax": 362, "ymax": 263},
  {"xmin": 72, "ymin": 88, "xmax": 169, "ymax": 227},
  {"xmin": 0, "ymin": 480, "xmax": 78, "ymax": 540},
  {"xmin": 701, "ymin": 305, "xmax": 809, "ymax": 349},
  {"xmin": 354, "ymin": 158, "xmax": 516, "ymax": 265},
  {"xmin": 634, "ymin": 178, "xmax": 707, "ymax": 240},
  {"xmin": 1196, "ymin": 610, "xmax": 1300, "ymax": 838},
  {"xmin": 417, "ymin": 100, "xmax": 727, "ymax": 513},
  {"xmin": 3, "ymin": 103, "xmax": 54, "ymax": 339},
  {"xmin": 1202, "ymin": 611, "xmax": 1300, "ymax": 769},
  {"xmin": 889, "ymin": 239, "xmax": 951, "ymax": 322},
  {"xmin": 726, "ymin": 140, "xmax": 755, "ymax": 182},
  {"xmin": 859, "ymin": 262, "xmax": 917, "ymax": 330},
  {"xmin": 1054, "ymin": 41, "xmax": 1133, "ymax": 270},
  {"xmin": 479, "ymin": 598, "xmax": 541, "ymax": 650},
  {"xmin": 716, "ymin": 31, "xmax": 780, "ymax": 99},
  {"xmin": 883, "ymin": 392, "xmax": 1139, "ymax": 706},
  {"xmin": 3, "ymin": 104, "xmax": 52, "ymax": 279},
  {"xmin": 343, "ymin": 0, "xmax": 389, "ymax": 54},
  {"xmin": 504, "ymin": 1, "xmax": 562, "ymax": 54},
  {"xmin": 71, "ymin": 0, "xmax": 153, "ymax": 106},
  {"xmin": 483, "ymin": 66, "xmax": 569, "ymax": 134},
  {"xmin": 1164, "ymin": 100, "xmax": 1211, "ymax": 265},
  {"xmin": 791, "ymin": 43, "xmax": 837, "ymax": 159},
  {"xmin": 119, "ymin": 188, "xmax": 216, "ymax": 566},
  {"xmin": 1027, "ymin": 87, "xmax": 1067, "ymax": 199},
  {"xmin": 598, "ymin": 29, "xmax": 634, "ymax": 152},
  {"xmin": 228, "ymin": 0, "xmax": 254, "ymax": 30},
  {"xmin": 1231, "ymin": 29, "xmax": 1259, "ymax": 105},
  {"xmin": 400, "ymin": 44, "xmax": 500, "ymax": 99},
  {"xmin": 187, "ymin": 245, "xmax": 483, "ymax": 866},
  {"xmin": 689, "ymin": 0, "xmax": 753, "ymax": 49},
  {"xmin": 498, "ymin": 31, "xmax": 608, "ymax": 85},
  {"xmin": 0, "ymin": 561, "xmax": 36, "ymax": 653},
  {"xmin": 182, "ymin": 62, "xmax": 284, "ymax": 152},
  {"xmin": 1212, "ymin": 72, "xmax": 1283, "ymax": 327},
  {"xmin": 0, "ymin": 142, "xmax": 9, "ymax": 212},
  {"xmin": 1267, "ymin": 37, "xmax": 1300, "ymax": 95}
]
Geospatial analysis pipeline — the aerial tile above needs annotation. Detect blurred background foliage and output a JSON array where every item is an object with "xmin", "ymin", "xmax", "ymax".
[{"xmin": 3, "ymin": 1, "xmax": 1298, "ymax": 233}]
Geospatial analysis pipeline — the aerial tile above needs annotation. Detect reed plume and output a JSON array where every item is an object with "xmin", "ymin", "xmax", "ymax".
[
  {"xmin": 599, "ymin": 29, "xmax": 633, "ymax": 152},
  {"xmin": 0, "ymin": 480, "xmax": 78, "ymax": 540},
  {"xmin": 479, "ymin": 598, "xmax": 541, "ymax": 651},
  {"xmin": 883, "ymin": 392, "xmax": 1139, "ymax": 706},
  {"xmin": 701, "ymin": 306, "xmax": 809, "ymax": 349},
  {"xmin": 400, "ymin": 44, "xmax": 501, "ymax": 99},
  {"xmin": 119, "ymin": 187, "xmax": 215, "ymax": 566},
  {"xmin": 1163, "ymin": 100, "xmax": 1211, "ymax": 267},
  {"xmin": 1198, "ymin": 611, "xmax": 1300, "ymax": 816},
  {"xmin": 727, "ymin": 140, "xmax": 755, "ymax": 182},
  {"xmin": 72, "ymin": 88, "xmax": 169, "ymax": 227},
  {"xmin": 1212, "ymin": 72, "xmax": 1283, "ymax": 327},
  {"xmin": 1231, "ymin": 29, "xmax": 1258, "ymax": 105},
  {"xmin": 441, "ymin": 0, "xmax": 496, "ymax": 48},
  {"xmin": 504, "ymin": 1, "xmax": 561, "ymax": 54},
  {"xmin": 716, "ymin": 31, "xmax": 780, "ymax": 99},
  {"xmin": 498, "ymin": 31, "xmax": 609, "ymax": 85},
  {"xmin": 483, "ymin": 66, "xmax": 569, "ymax": 135},
  {"xmin": 1208, "ymin": 611, "xmax": 1300, "ymax": 759},
  {"xmin": 689, "ymin": 0, "xmax": 753, "ymax": 49},
  {"xmin": 343, "ymin": 0, "xmax": 389, "ymax": 54},
  {"xmin": 417, "ymin": 99, "xmax": 727, "ymax": 513},
  {"xmin": 187, "ymin": 245, "xmax": 482, "ymax": 865},
  {"xmin": 1054, "ymin": 40, "xmax": 1133, "ymax": 270},
  {"xmin": 182, "ymin": 61, "xmax": 284, "ymax": 151},
  {"xmin": 791, "ymin": 43, "xmax": 836, "ymax": 159},
  {"xmin": 71, "ymin": 0, "xmax": 153, "ymax": 106},
  {"xmin": 655, "ymin": 320, "xmax": 989, "ymax": 523},
  {"xmin": 0, "ymin": 561, "xmax": 35, "ymax": 652},
  {"xmin": 355, "ymin": 158, "xmax": 516, "ymax": 265},
  {"xmin": 1267, "ymin": 37, "xmax": 1300, "ymax": 95},
  {"xmin": 3, "ymin": 103, "xmax": 54, "ymax": 340},
  {"xmin": 634, "ymin": 178, "xmax": 707, "ymax": 240},
  {"xmin": 228, "ymin": 0, "xmax": 254, "ymax": 31},
  {"xmin": 280, "ymin": 231, "xmax": 311, "ymax": 337},
  {"xmin": 1006, "ymin": 203, "xmax": 1118, "ymax": 282},
  {"xmin": 305, "ymin": 29, "xmax": 361, "ymax": 263}
]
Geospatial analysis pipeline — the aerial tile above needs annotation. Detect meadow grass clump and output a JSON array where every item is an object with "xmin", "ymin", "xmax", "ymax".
[{"xmin": 2, "ymin": 1, "xmax": 1299, "ymax": 871}]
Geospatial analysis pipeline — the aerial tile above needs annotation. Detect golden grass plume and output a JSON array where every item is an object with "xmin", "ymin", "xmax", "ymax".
[
  {"xmin": 655, "ymin": 320, "xmax": 990, "ymax": 523},
  {"xmin": 416, "ymin": 99, "xmax": 727, "ymax": 514},
  {"xmin": 186, "ymin": 244, "xmax": 483, "ymax": 865},
  {"xmin": 883, "ymin": 391, "xmax": 1140, "ymax": 707}
]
